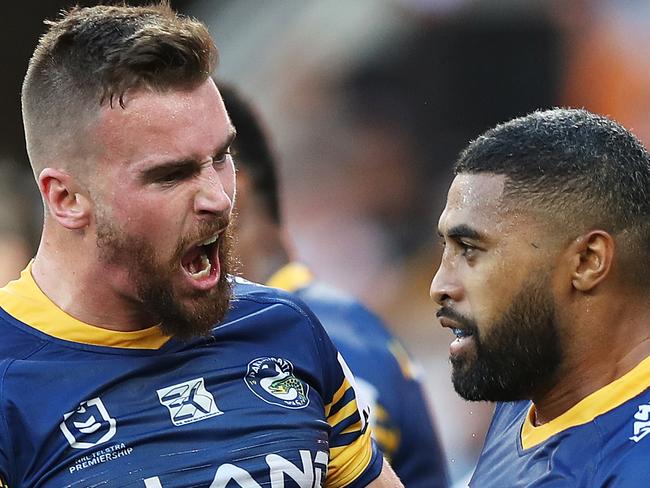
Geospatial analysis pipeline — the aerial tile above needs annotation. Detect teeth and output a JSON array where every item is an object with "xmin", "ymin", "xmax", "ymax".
[
  {"xmin": 453, "ymin": 328, "xmax": 470, "ymax": 339},
  {"xmin": 200, "ymin": 235, "xmax": 218, "ymax": 246},
  {"xmin": 189, "ymin": 253, "xmax": 212, "ymax": 279}
]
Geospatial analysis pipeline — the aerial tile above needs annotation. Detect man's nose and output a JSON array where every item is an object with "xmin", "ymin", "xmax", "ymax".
[
  {"xmin": 430, "ymin": 262, "xmax": 463, "ymax": 307},
  {"xmin": 194, "ymin": 167, "xmax": 233, "ymax": 216}
]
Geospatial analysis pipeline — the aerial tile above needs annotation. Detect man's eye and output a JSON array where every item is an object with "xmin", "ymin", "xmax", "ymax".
[
  {"xmin": 156, "ymin": 169, "xmax": 191, "ymax": 184},
  {"xmin": 459, "ymin": 241, "xmax": 477, "ymax": 257},
  {"xmin": 214, "ymin": 150, "xmax": 232, "ymax": 165},
  {"xmin": 158, "ymin": 173, "xmax": 180, "ymax": 183}
]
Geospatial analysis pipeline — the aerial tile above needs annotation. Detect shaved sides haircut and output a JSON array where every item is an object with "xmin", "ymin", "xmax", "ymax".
[
  {"xmin": 22, "ymin": 2, "xmax": 218, "ymax": 174},
  {"xmin": 456, "ymin": 108, "xmax": 650, "ymax": 285}
]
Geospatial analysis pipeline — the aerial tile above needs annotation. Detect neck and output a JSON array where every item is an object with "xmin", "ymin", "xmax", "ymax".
[
  {"xmin": 31, "ymin": 225, "xmax": 155, "ymax": 331},
  {"xmin": 531, "ymin": 293, "xmax": 650, "ymax": 425}
]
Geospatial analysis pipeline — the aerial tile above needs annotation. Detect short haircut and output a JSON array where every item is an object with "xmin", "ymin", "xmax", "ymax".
[
  {"xmin": 455, "ymin": 107, "xmax": 650, "ymax": 285},
  {"xmin": 217, "ymin": 81, "xmax": 281, "ymax": 224},
  {"xmin": 22, "ymin": 2, "xmax": 218, "ymax": 173}
]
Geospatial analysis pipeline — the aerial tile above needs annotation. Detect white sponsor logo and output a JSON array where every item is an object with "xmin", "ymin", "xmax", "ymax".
[
  {"xmin": 157, "ymin": 377, "xmax": 223, "ymax": 426},
  {"xmin": 630, "ymin": 402, "xmax": 650, "ymax": 442},
  {"xmin": 68, "ymin": 442, "xmax": 134, "ymax": 473},
  {"xmin": 144, "ymin": 449, "xmax": 328, "ymax": 487},
  {"xmin": 60, "ymin": 397, "xmax": 117, "ymax": 449}
]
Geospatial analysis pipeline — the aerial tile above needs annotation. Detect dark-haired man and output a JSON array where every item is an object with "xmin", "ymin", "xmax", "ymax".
[
  {"xmin": 0, "ymin": 4, "xmax": 403, "ymax": 487},
  {"xmin": 431, "ymin": 107, "xmax": 650, "ymax": 486},
  {"xmin": 218, "ymin": 82, "xmax": 449, "ymax": 488}
]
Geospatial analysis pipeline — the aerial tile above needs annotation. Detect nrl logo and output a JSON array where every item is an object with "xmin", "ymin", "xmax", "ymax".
[
  {"xmin": 60, "ymin": 397, "xmax": 116, "ymax": 449},
  {"xmin": 245, "ymin": 357, "xmax": 310, "ymax": 409}
]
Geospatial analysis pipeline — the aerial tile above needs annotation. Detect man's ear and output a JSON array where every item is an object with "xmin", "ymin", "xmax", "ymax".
[
  {"xmin": 38, "ymin": 168, "xmax": 92, "ymax": 230},
  {"xmin": 569, "ymin": 230, "xmax": 615, "ymax": 292}
]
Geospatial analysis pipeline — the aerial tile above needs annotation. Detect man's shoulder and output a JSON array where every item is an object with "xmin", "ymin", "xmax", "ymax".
[
  {"xmin": 0, "ymin": 308, "xmax": 45, "ymax": 361},
  {"xmin": 225, "ymin": 276, "xmax": 326, "ymax": 336},
  {"xmin": 590, "ymin": 388, "xmax": 650, "ymax": 485},
  {"xmin": 594, "ymin": 440, "xmax": 650, "ymax": 486}
]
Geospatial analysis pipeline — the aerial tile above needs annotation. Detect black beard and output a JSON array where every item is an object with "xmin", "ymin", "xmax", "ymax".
[
  {"xmin": 445, "ymin": 274, "xmax": 562, "ymax": 402},
  {"xmin": 96, "ymin": 217, "xmax": 234, "ymax": 341}
]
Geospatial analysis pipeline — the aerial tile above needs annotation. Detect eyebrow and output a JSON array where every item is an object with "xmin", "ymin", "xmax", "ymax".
[
  {"xmin": 139, "ymin": 127, "xmax": 237, "ymax": 181},
  {"xmin": 439, "ymin": 224, "xmax": 484, "ymax": 241}
]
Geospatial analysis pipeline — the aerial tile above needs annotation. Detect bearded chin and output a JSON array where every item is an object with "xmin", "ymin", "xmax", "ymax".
[
  {"xmin": 451, "ymin": 275, "xmax": 562, "ymax": 402},
  {"xmin": 135, "ymin": 231, "xmax": 234, "ymax": 341},
  {"xmin": 138, "ymin": 277, "xmax": 232, "ymax": 341},
  {"xmin": 97, "ymin": 218, "xmax": 235, "ymax": 341}
]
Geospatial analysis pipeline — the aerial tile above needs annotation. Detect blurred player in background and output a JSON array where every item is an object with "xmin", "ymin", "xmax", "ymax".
[
  {"xmin": 220, "ymin": 81, "xmax": 449, "ymax": 488},
  {"xmin": 0, "ymin": 164, "xmax": 38, "ymax": 286},
  {"xmin": 0, "ymin": 3, "xmax": 404, "ymax": 487},
  {"xmin": 432, "ymin": 108, "xmax": 650, "ymax": 486}
]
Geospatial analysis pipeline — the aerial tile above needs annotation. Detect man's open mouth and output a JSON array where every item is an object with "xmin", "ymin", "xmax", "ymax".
[
  {"xmin": 452, "ymin": 327, "xmax": 474, "ymax": 339},
  {"xmin": 181, "ymin": 234, "xmax": 220, "ymax": 281}
]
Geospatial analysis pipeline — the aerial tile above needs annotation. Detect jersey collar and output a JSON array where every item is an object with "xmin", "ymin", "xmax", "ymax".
[
  {"xmin": 521, "ymin": 355, "xmax": 650, "ymax": 449},
  {"xmin": 0, "ymin": 262, "xmax": 170, "ymax": 349}
]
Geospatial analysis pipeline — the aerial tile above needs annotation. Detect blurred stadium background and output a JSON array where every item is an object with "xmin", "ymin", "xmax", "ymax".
[{"xmin": 2, "ymin": 0, "xmax": 650, "ymax": 485}]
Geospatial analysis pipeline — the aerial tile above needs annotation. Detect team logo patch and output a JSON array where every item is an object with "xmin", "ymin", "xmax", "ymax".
[
  {"xmin": 630, "ymin": 402, "xmax": 650, "ymax": 442},
  {"xmin": 245, "ymin": 357, "xmax": 310, "ymax": 409},
  {"xmin": 60, "ymin": 397, "xmax": 117, "ymax": 449},
  {"xmin": 157, "ymin": 377, "xmax": 223, "ymax": 426}
]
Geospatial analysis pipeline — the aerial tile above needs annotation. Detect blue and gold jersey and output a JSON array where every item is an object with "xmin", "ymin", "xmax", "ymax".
[
  {"xmin": 471, "ymin": 356, "xmax": 650, "ymax": 487},
  {"xmin": 267, "ymin": 263, "xmax": 449, "ymax": 488},
  {"xmin": 0, "ymin": 265, "xmax": 382, "ymax": 488}
]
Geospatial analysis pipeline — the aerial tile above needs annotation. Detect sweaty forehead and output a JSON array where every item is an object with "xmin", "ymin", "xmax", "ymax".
[
  {"xmin": 447, "ymin": 173, "xmax": 505, "ymax": 208},
  {"xmin": 91, "ymin": 80, "xmax": 230, "ymax": 164},
  {"xmin": 438, "ymin": 173, "xmax": 514, "ymax": 235}
]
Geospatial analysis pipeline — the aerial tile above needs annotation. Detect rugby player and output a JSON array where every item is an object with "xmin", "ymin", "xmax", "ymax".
[
  {"xmin": 0, "ymin": 3, "xmax": 404, "ymax": 487},
  {"xmin": 431, "ymin": 107, "xmax": 650, "ymax": 486}
]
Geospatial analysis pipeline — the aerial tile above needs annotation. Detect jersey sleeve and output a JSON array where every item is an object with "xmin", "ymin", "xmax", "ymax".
[{"xmin": 312, "ymin": 320, "xmax": 383, "ymax": 488}]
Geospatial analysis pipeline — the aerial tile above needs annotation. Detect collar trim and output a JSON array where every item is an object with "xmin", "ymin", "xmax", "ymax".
[
  {"xmin": 521, "ymin": 355, "xmax": 650, "ymax": 449},
  {"xmin": 0, "ymin": 262, "xmax": 170, "ymax": 349}
]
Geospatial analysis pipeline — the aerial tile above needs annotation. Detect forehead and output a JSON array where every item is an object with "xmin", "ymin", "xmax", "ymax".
[
  {"xmin": 91, "ymin": 79, "xmax": 232, "ymax": 166},
  {"xmin": 438, "ymin": 173, "xmax": 516, "ymax": 236}
]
